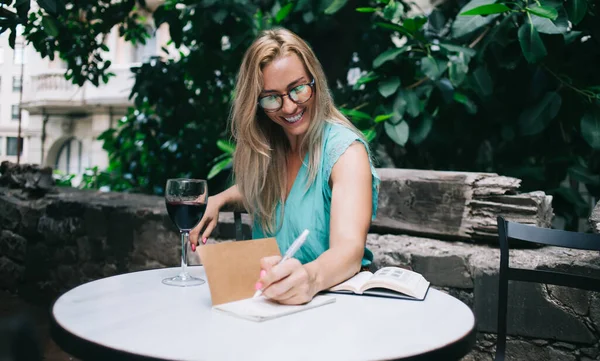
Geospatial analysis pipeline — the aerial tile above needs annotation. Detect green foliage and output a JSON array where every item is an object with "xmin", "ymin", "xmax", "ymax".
[
  {"xmin": 344, "ymin": 0, "xmax": 600, "ymax": 230},
  {"xmin": 5, "ymin": 0, "xmax": 600, "ymax": 229}
]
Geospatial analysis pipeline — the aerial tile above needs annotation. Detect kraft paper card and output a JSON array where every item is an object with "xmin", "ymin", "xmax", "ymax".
[{"xmin": 198, "ymin": 238, "xmax": 281, "ymax": 306}]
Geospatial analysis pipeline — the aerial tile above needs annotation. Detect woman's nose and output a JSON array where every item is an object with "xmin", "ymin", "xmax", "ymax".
[{"xmin": 281, "ymin": 96, "xmax": 298, "ymax": 114}]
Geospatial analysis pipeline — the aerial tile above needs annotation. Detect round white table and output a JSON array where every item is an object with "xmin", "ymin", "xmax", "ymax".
[{"xmin": 51, "ymin": 266, "xmax": 475, "ymax": 361}]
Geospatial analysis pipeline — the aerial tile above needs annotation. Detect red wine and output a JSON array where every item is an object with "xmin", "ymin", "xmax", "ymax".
[{"xmin": 166, "ymin": 201, "xmax": 206, "ymax": 231}]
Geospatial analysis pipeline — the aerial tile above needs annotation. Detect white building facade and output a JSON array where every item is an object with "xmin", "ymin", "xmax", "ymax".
[{"xmin": 0, "ymin": 13, "xmax": 167, "ymax": 176}]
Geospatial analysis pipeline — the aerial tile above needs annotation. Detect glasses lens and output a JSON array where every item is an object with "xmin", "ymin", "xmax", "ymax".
[
  {"xmin": 290, "ymin": 84, "xmax": 312, "ymax": 103},
  {"xmin": 258, "ymin": 95, "xmax": 282, "ymax": 111}
]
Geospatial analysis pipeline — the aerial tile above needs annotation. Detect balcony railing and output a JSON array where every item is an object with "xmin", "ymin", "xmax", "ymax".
[{"xmin": 21, "ymin": 65, "xmax": 137, "ymax": 114}]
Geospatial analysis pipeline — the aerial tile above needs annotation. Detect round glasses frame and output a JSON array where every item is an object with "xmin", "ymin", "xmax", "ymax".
[{"xmin": 257, "ymin": 79, "xmax": 316, "ymax": 113}]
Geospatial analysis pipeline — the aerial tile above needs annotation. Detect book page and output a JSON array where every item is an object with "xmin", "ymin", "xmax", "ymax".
[
  {"xmin": 363, "ymin": 267, "xmax": 428, "ymax": 299},
  {"xmin": 328, "ymin": 271, "xmax": 373, "ymax": 293},
  {"xmin": 213, "ymin": 295, "xmax": 336, "ymax": 322}
]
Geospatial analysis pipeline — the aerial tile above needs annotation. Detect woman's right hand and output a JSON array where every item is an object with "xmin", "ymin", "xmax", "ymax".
[{"xmin": 190, "ymin": 195, "xmax": 223, "ymax": 250}]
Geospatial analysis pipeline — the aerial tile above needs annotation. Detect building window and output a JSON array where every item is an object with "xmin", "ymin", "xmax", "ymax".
[
  {"xmin": 12, "ymin": 76, "xmax": 22, "ymax": 92},
  {"xmin": 6, "ymin": 137, "xmax": 23, "ymax": 156},
  {"xmin": 13, "ymin": 45, "xmax": 25, "ymax": 65},
  {"xmin": 11, "ymin": 105, "xmax": 20, "ymax": 120},
  {"xmin": 132, "ymin": 26, "xmax": 157, "ymax": 63},
  {"xmin": 55, "ymin": 137, "xmax": 84, "ymax": 174}
]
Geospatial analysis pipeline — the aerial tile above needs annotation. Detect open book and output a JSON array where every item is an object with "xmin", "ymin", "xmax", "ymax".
[
  {"xmin": 213, "ymin": 295, "xmax": 336, "ymax": 322},
  {"xmin": 327, "ymin": 267, "xmax": 430, "ymax": 300}
]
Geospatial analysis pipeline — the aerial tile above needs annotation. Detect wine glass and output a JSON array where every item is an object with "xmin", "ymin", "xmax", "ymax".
[{"xmin": 163, "ymin": 178, "xmax": 207, "ymax": 287}]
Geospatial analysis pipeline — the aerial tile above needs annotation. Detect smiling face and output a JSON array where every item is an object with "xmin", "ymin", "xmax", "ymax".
[{"xmin": 260, "ymin": 53, "xmax": 315, "ymax": 142}]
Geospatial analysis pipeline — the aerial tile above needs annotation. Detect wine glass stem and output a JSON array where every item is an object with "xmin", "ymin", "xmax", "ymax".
[{"xmin": 180, "ymin": 231, "xmax": 189, "ymax": 278}]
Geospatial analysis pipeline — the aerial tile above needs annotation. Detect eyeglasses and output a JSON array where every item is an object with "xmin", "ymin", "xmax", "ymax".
[{"xmin": 257, "ymin": 79, "xmax": 315, "ymax": 113}]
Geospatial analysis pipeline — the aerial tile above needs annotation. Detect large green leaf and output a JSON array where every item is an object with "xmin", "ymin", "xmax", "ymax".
[
  {"xmin": 384, "ymin": 120, "xmax": 409, "ymax": 146},
  {"xmin": 526, "ymin": 6, "xmax": 558, "ymax": 20},
  {"xmin": 340, "ymin": 108, "xmax": 372, "ymax": 121},
  {"xmin": 373, "ymin": 47, "xmax": 408, "ymax": 68},
  {"xmin": 275, "ymin": 3, "xmax": 294, "ymax": 23},
  {"xmin": 378, "ymin": 77, "xmax": 401, "ymax": 98},
  {"xmin": 568, "ymin": 165, "xmax": 600, "ymax": 185},
  {"xmin": 392, "ymin": 90, "xmax": 407, "ymax": 120},
  {"xmin": 216, "ymin": 139, "xmax": 236, "ymax": 154},
  {"xmin": 324, "ymin": 0, "xmax": 348, "ymax": 14},
  {"xmin": 518, "ymin": 23, "xmax": 547, "ymax": 63},
  {"xmin": 41, "ymin": 15, "xmax": 59, "ymax": 37},
  {"xmin": 405, "ymin": 90, "xmax": 420, "ymax": 117},
  {"xmin": 472, "ymin": 66, "xmax": 493, "ymax": 97},
  {"xmin": 421, "ymin": 57, "xmax": 448, "ymax": 80},
  {"xmin": 459, "ymin": 3, "xmax": 510, "ymax": 16},
  {"xmin": 581, "ymin": 110, "xmax": 600, "ymax": 150},
  {"xmin": 362, "ymin": 128, "xmax": 377, "ymax": 142},
  {"xmin": 375, "ymin": 22, "xmax": 412, "ymax": 37},
  {"xmin": 208, "ymin": 158, "xmax": 232, "ymax": 179},
  {"xmin": 438, "ymin": 42, "xmax": 476, "ymax": 57},
  {"xmin": 374, "ymin": 113, "xmax": 395, "ymax": 123},
  {"xmin": 403, "ymin": 16, "xmax": 427, "ymax": 33},
  {"xmin": 454, "ymin": 92, "xmax": 478, "ymax": 114},
  {"xmin": 565, "ymin": 0, "xmax": 587, "ymax": 25},
  {"xmin": 518, "ymin": 92, "xmax": 562, "ymax": 136},
  {"xmin": 409, "ymin": 115, "xmax": 433, "ymax": 144},
  {"xmin": 449, "ymin": 54, "xmax": 469, "ymax": 87},
  {"xmin": 451, "ymin": 0, "xmax": 499, "ymax": 38},
  {"xmin": 530, "ymin": 3, "xmax": 569, "ymax": 34}
]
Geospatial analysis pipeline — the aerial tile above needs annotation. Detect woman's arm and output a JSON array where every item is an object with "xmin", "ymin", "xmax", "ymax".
[
  {"xmin": 305, "ymin": 141, "xmax": 373, "ymax": 291},
  {"xmin": 190, "ymin": 184, "xmax": 244, "ymax": 246},
  {"xmin": 257, "ymin": 142, "xmax": 373, "ymax": 304}
]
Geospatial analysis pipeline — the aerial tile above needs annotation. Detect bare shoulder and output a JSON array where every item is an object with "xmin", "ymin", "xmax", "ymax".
[{"xmin": 330, "ymin": 141, "xmax": 371, "ymax": 183}]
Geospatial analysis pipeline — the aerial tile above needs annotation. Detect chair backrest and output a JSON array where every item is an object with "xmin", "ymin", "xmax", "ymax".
[{"xmin": 495, "ymin": 216, "xmax": 600, "ymax": 361}]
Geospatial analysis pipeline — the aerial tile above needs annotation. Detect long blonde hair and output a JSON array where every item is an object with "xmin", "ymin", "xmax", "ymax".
[{"xmin": 231, "ymin": 27, "xmax": 364, "ymax": 234}]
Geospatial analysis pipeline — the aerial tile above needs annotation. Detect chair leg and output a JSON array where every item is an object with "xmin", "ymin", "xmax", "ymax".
[
  {"xmin": 495, "ymin": 278, "xmax": 508, "ymax": 361},
  {"xmin": 234, "ymin": 211, "xmax": 243, "ymax": 241}
]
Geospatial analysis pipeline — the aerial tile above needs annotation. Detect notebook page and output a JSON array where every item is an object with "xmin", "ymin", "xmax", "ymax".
[{"xmin": 213, "ymin": 295, "xmax": 336, "ymax": 322}]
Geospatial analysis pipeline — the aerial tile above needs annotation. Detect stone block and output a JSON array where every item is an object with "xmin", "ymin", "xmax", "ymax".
[
  {"xmin": 547, "ymin": 285, "xmax": 590, "ymax": 316},
  {"xmin": 131, "ymin": 213, "xmax": 179, "ymax": 267},
  {"xmin": 0, "ymin": 230, "xmax": 26, "ymax": 262},
  {"xmin": 474, "ymin": 272, "xmax": 595, "ymax": 344},
  {"xmin": 412, "ymin": 254, "xmax": 473, "ymax": 288},
  {"xmin": 505, "ymin": 340, "xmax": 575, "ymax": 361},
  {"xmin": 83, "ymin": 206, "xmax": 108, "ymax": 239},
  {"xmin": 0, "ymin": 256, "xmax": 24, "ymax": 290},
  {"xmin": 37, "ymin": 215, "xmax": 84, "ymax": 245},
  {"xmin": 591, "ymin": 293, "xmax": 600, "ymax": 333},
  {"xmin": 0, "ymin": 197, "xmax": 21, "ymax": 231}
]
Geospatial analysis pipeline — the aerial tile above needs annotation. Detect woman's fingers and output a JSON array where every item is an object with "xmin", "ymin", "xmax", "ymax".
[
  {"xmin": 260, "ymin": 256, "xmax": 282, "ymax": 272},
  {"xmin": 189, "ymin": 222, "xmax": 202, "ymax": 246},
  {"xmin": 259, "ymin": 258, "xmax": 302, "ymax": 296},
  {"xmin": 200, "ymin": 220, "xmax": 217, "ymax": 244}
]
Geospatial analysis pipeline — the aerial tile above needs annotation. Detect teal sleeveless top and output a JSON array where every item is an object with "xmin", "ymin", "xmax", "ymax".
[{"xmin": 252, "ymin": 122, "xmax": 380, "ymax": 266}]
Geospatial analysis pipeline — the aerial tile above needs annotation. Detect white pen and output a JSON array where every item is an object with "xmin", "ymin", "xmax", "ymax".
[{"xmin": 253, "ymin": 229, "xmax": 310, "ymax": 298}]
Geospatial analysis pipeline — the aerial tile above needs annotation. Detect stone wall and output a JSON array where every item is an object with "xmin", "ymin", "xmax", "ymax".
[
  {"xmin": 369, "ymin": 234, "xmax": 600, "ymax": 361},
  {"xmin": 1, "ymin": 185, "xmax": 600, "ymax": 360}
]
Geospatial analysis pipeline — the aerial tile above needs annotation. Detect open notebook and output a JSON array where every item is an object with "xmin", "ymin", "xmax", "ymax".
[{"xmin": 213, "ymin": 295, "xmax": 336, "ymax": 322}]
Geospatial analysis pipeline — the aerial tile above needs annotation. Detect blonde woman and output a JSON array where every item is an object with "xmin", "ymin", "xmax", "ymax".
[{"xmin": 190, "ymin": 27, "xmax": 380, "ymax": 305}]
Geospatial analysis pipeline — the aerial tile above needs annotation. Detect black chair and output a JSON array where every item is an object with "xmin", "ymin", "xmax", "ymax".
[
  {"xmin": 0, "ymin": 312, "xmax": 42, "ymax": 361},
  {"xmin": 495, "ymin": 216, "xmax": 600, "ymax": 361},
  {"xmin": 234, "ymin": 210, "xmax": 244, "ymax": 241}
]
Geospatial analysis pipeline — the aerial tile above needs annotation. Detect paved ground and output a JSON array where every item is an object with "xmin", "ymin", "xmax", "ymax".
[{"xmin": 0, "ymin": 291, "xmax": 77, "ymax": 361}]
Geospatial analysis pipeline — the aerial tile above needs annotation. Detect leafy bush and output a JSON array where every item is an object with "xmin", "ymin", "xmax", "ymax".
[{"xmin": 333, "ymin": 0, "xmax": 599, "ymax": 229}]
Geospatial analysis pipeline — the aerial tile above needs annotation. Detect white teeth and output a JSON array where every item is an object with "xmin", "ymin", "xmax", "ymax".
[{"xmin": 284, "ymin": 109, "xmax": 304, "ymax": 123}]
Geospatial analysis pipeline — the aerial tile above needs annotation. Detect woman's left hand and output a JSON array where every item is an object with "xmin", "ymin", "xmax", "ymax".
[{"xmin": 256, "ymin": 256, "xmax": 316, "ymax": 305}]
